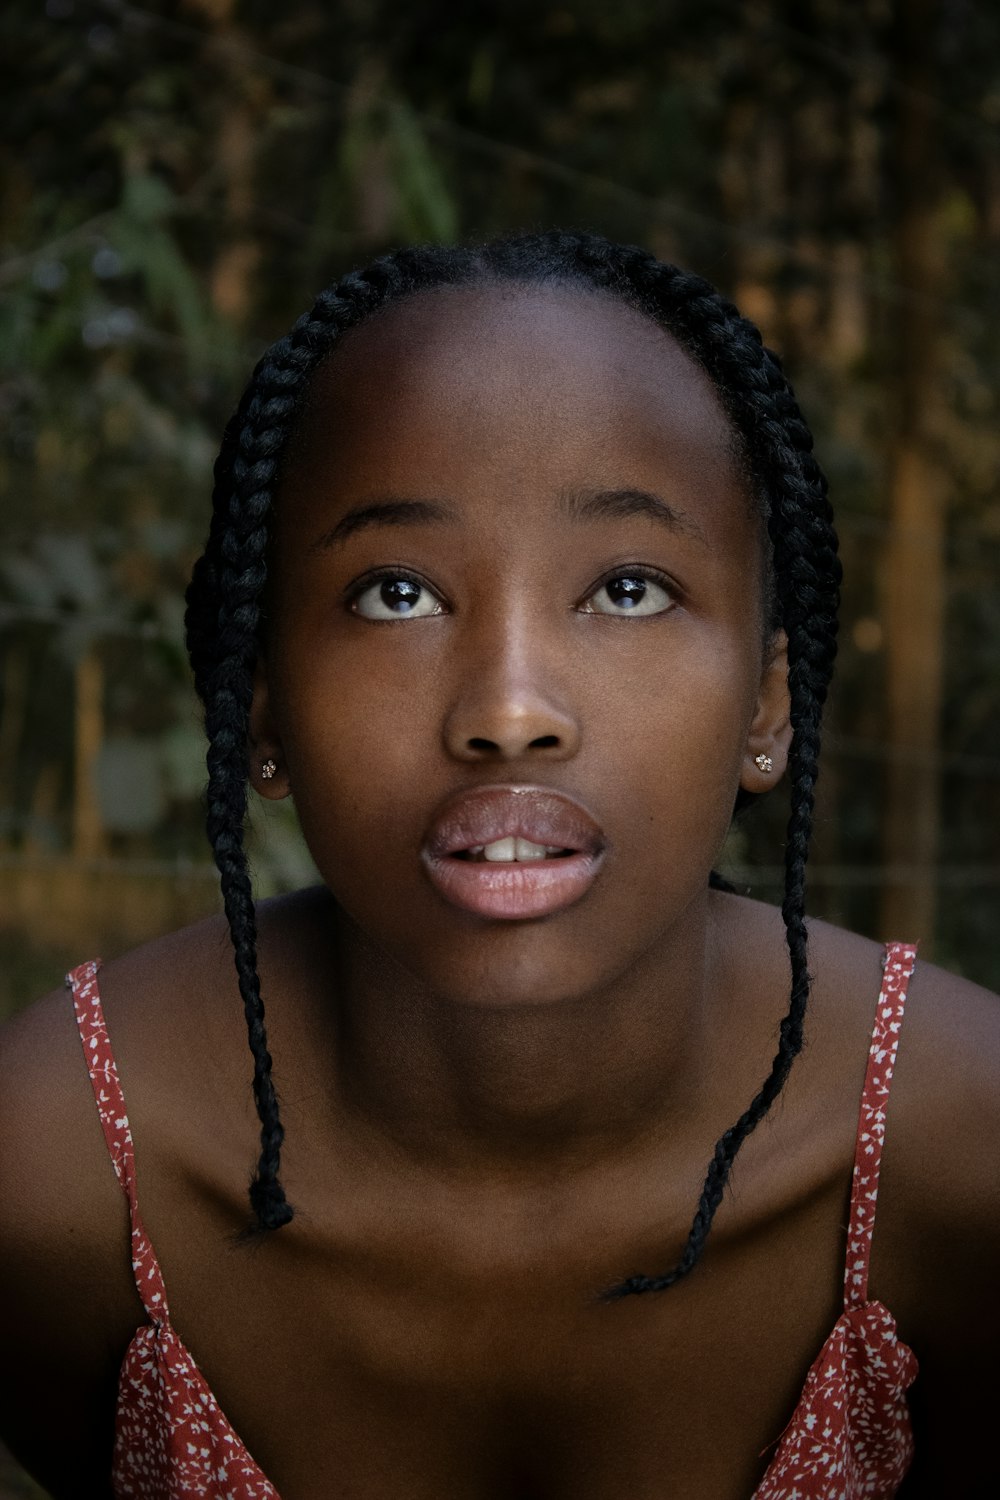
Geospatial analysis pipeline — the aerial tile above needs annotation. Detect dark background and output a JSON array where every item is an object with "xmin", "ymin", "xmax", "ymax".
[
  {"xmin": 4, "ymin": 0, "xmax": 1000, "ymax": 1004},
  {"xmin": 2, "ymin": 2, "xmax": 999, "ymax": 1484}
]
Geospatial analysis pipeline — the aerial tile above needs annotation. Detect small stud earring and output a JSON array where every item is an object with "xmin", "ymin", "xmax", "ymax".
[
  {"xmin": 754, "ymin": 753, "xmax": 774, "ymax": 774},
  {"xmin": 261, "ymin": 758, "xmax": 277, "ymax": 781}
]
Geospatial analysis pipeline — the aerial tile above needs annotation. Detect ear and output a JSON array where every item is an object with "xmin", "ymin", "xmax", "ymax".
[
  {"xmin": 248, "ymin": 657, "xmax": 291, "ymax": 800},
  {"xmin": 740, "ymin": 630, "xmax": 792, "ymax": 793}
]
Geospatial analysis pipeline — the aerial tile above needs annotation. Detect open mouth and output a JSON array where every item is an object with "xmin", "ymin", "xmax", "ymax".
[{"xmin": 422, "ymin": 784, "xmax": 606, "ymax": 919}]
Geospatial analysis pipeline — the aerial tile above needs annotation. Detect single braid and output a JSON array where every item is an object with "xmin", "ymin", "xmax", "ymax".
[
  {"xmin": 187, "ymin": 230, "xmax": 839, "ymax": 1253},
  {"xmin": 188, "ymin": 268, "xmax": 413, "ymax": 1229},
  {"xmin": 580, "ymin": 243, "xmax": 840, "ymax": 1296}
]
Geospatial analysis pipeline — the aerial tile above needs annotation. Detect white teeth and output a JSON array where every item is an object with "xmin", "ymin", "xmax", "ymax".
[
  {"xmin": 515, "ymin": 838, "xmax": 547, "ymax": 861},
  {"xmin": 482, "ymin": 837, "xmax": 550, "ymax": 862}
]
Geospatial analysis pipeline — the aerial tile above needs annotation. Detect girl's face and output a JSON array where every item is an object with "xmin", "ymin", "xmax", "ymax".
[{"xmin": 255, "ymin": 283, "xmax": 789, "ymax": 1007}]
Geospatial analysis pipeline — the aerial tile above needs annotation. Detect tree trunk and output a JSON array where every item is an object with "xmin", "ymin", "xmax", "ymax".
[
  {"xmin": 880, "ymin": 0, "xmax": 946, "ymax": 946},
  {"xmin": 73, "ymin": 647, "xmax": 105, "ymax": 861},
  {"xmin": 0, "ymin": 643, "xmax": 28, "ymax": 848},
  {"xmin": 187, "ymin": 0, "xmax": 264, "ymax": 323}
]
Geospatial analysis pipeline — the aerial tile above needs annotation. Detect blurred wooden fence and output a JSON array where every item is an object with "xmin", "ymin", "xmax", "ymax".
[{"xmin": 0, "ymin": 853, "xmax": 219, "ymax": 953}]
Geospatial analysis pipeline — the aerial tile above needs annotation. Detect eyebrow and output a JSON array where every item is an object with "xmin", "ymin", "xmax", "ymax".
[
  {"xmin": 308, "ymin": 487, "xmax": 706, "ymax": 552},
  {"xmin": 558, "ymin": 486, "xmax": 707, "ymax": 545},
  {"xmin": 308, "ymin": 498, "xmax": 455, "ymax": 552}
]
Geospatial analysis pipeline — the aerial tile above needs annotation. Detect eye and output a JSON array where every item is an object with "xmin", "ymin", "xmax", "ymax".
[
  {"xmin": 349, "ymin": 572, "xmax": 444, "ymax": 620},
  {"xmin": 581, "ymin": 569, "xmax": 675, "ymax": 617}
]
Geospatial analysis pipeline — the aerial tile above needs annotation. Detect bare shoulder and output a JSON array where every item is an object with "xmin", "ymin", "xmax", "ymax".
[
  {"xmin": 0, "ymin": 969, "xmax": 139, "ymax": 1486},
  {"xmin": 868, "ymin": 943, "xmax": 1000, "ymax": 1257},
  {"xmin": 790, "ymin": 912, "xmax": 1000, "ymax": 1480},
  {"xmin": 868, "ymin": 947, "xmax": 1000, "ymax": 1484},
  {"xmin": 0, "ymin": 966, "xmax": 138, "ymax": 1322},
  {"xmin": 0, "ymin": 893, "xmax": 313, "ymax": 1488},
  {"xmin": 0, "ymin": 907, "xmax": 242, "ymax": 1188},
  {"xmin": 749, "ymin": 900, "xmax": 1000, "ymax": 1125},
  {"xmin": 0, "ymin": 889, "xmax": 331, "ymax": 1486},
  {"xmin": 800, "ymin": 914, "xmax": 1000, "ymax": 1257},
  {"xmin": 729, "ymin": 903, "xmax": 1000, "ymax": 1483},
  {"xmin": 0, "ymin": 886, "xmax": 329, "ymax": 1294},
  {"xmin": 876, "ymin": 948, "xmax": 1000, "ymax": 1301},
  {"xmin": 726, "ymin": 898, "xmax": 1000, "ymax": 1282}
]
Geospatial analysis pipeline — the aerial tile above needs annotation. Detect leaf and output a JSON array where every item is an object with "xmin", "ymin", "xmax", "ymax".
[{"xmin": 387, "ymin": 101, "xmax": 459, "ymax": 243}]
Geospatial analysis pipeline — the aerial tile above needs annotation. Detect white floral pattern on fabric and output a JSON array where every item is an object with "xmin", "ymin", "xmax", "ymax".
[
  {"xmin": 752, "ymin": 941, "xmax": 919, "ymax": 1499},
  {"xmin": 68, "ymin": 945, "xmax": 919, "ymax": 1500},
  {"xmin": 68, "ymin": 961, "xmax": 279, "ymax": 1500}
]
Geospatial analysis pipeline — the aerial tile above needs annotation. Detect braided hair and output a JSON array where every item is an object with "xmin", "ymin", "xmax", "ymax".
[{"xmin": 185, "ymin": 232, "xmax": 841, "ymax": 1292}]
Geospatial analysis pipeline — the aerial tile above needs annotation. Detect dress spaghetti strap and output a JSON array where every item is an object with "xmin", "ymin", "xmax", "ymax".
[
  {"xmin": 752, "ymin": 941, "xmax": 919, "ymax": 1499},
  {"xmin": 66, "ymin": 960, "xmax": 171, "ymax": 1326},
  {"xmin": 843, "ymin": 941, "xmax": 918, "ymax": 1311}
]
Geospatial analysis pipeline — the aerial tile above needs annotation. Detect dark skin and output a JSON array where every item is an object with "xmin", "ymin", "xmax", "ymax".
[{"xmin": 1, "ymin": 286, "xmax": 998, "ymax": 1498}]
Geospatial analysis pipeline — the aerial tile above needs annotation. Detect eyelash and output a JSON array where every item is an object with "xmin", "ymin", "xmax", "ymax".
[
  {"xmin": 344, "ymin": 564, "xmax": 679, "ymax": 617},
  {"xmin": 580, "ymin": 564, "xmax": 678, "ymax": 614},
  {"xmin": 345, "ymin": 567, "xmax": 441, "ymax": 616}
]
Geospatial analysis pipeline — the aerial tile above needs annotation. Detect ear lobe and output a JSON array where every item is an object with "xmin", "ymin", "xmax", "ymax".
[
  {"xmin": 741, "ymin": 630, "xmax": 792, "ymax": 792},
  {"xmin": 249, "ymin": 658, "xmax": 291, "ymax": 800}
]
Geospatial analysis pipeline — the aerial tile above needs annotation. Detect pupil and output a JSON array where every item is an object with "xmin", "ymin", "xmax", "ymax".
[
  {"xmin": 608, "ymin": 577, "xmax": 645, "ymax": 608},
  {"xmin": 381, "ymin": 579, "xmax": 420, "ymax": 612}
]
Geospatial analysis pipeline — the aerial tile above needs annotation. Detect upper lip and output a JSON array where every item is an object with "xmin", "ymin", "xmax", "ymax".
[{"xmin": 422, "ymin": 784, "xmax": 607, "ymax": 859}]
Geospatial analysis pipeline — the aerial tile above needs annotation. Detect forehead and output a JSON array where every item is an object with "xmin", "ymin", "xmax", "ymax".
[{"xmin": 285, "ymin": 282, "xmax": 745, "ymax": 504}]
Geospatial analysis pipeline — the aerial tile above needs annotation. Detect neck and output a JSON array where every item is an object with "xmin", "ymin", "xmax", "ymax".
[{"xmin": 303, "ymin": 889, "xmax": 727, "ymax": 1181}]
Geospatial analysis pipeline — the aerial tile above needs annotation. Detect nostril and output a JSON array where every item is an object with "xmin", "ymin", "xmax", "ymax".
[{"xmin": 466, "ymin": 734, "xmax": 561, "ymax": 751}]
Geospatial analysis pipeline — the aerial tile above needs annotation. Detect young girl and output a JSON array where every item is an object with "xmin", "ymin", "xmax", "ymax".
[{"xmin": 1, "ymin": 232, "xmax": 997, "ymax": 1499}]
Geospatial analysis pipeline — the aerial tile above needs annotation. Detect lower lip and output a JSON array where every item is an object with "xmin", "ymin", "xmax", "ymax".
[{"xmin": 421, "ymin": 850, "xmax": 605, "ymax": 920}]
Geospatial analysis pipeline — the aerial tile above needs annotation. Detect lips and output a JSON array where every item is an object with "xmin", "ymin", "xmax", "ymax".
[{"xmin": 421, "ymin": 785, "xmax": 607, "ymax": 920}]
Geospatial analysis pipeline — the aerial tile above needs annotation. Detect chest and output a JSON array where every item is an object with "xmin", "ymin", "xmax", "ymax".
[{"xmin": 153, "ymin": 1177, "xmax": 849, "ymax": 1500}]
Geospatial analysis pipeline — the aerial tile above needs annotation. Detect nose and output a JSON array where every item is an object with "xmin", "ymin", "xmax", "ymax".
[{"xmin": 441, "ymin": 624, "xmax": 582, "ymax": 763}]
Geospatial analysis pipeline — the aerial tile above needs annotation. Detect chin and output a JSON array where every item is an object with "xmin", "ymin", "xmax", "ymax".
[{"xmin": 403, "ymin": 926, "xmax": 634, "ymax": 1012}]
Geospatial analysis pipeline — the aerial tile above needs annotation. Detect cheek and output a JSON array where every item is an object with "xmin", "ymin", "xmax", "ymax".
[
  {"xmin": 627, "ymin": 648, "xmax": 755, "ymax": 838},
  {"xmin": 272, "ymin": 652, "xmax": 438, "ymax": 871}
]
